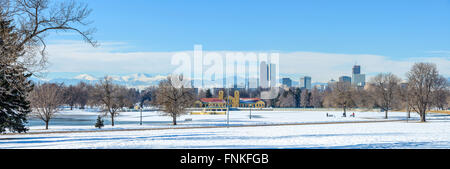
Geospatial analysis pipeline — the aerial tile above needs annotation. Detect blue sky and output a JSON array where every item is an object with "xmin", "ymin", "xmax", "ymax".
[{"xmin": 46, "ymin": 0, "xmax": 450, "ymax": 82}]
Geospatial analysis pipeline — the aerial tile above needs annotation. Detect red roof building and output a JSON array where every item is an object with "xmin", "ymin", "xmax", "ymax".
[{"xmin": 200, "ymin": 98, "xmax": 226, "ymax": 103}]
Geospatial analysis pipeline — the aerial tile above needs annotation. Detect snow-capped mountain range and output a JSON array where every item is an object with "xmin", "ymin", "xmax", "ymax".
[
  {"xmin": 30, "ymin": 73, "xmax": 168, "ymax": 90},
  {"xmin": 30, "ymin": 72, "xmax": 345, "ymax": 90}
]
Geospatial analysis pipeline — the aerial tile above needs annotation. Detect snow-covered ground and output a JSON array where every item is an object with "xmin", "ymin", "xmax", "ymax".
[
  {"xmin": 1, "ymin": 109, "xmax": 449, "ymax": 149},
  {"xmin": 1, "ymin": 119, "xmax": 450, "ymax": 149},
  {"xmin": 24, "ymin": 109, "xmax": 427, "ymax": 132}
]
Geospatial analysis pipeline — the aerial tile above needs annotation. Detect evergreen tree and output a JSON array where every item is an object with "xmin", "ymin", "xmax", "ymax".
[
  {"xmin": 95, "ymin": 115, "xmax": 104, "ymax": 129},
  {"xmin": 0, "ymin": 65, "xmax": 33, "ymax": 133},
  {"xmin": 205, "ymin": 89, "xmax": 213, "ymax": 98},
  {"xmin": 0, "ymin": 12, "xmax": 33, "ymax": 133}
]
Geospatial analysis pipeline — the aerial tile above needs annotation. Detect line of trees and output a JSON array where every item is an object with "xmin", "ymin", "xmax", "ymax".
[
  {"xmin": 28, "ymin": 76, "xmax": 155, "ymax": 129},
  {"xmin": 27, "ymin": 75, "xmax": 195, "ymax": 129}
]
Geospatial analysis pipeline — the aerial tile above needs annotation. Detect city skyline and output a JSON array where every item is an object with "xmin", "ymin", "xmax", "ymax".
[{"xmin": 34, "ymin": 62, "xmax": 445, "ymax": 90}]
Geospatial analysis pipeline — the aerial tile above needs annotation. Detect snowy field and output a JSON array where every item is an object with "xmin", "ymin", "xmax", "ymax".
[
  {"xmin": 22, "ymin": 108, "xmax": 430, "ymax": 132},
  {"xmin": 1, "ymin": 109, "xmax": 450, "ymax": 149}
]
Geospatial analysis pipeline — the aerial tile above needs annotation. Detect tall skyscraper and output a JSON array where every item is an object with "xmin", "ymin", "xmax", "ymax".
[
  {"xmin": 260, "ymin": 61, "xmax": 268, "ymax": 88},
  {"xmin": 269, "ymin": 63, "xmax": 277, "ymax": 88},
  {"xmin": 352, "ymin": 65, "xmax": 361, "ymax": 74},
  {"xmin": 352, "ymin": 65, "xmax": 366, "ymax": 87},
  {"xmin": 259, "ymin": 62, "xmax": 277, "ymax": 88},
  {"xmin": 300, "ymin": 76, "xmax": 312, "ymax": 90}
]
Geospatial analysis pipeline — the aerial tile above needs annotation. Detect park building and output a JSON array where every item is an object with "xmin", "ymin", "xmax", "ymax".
[
  {"xmin": 194, "ymin": 90, "xmax": 266, "ymax": 108},
  {"xmin": 197, "ymin": 98, "xmax": 227, "ymax": 108}
]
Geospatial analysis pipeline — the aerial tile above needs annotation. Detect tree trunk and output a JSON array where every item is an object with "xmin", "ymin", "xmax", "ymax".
[
  {"xmin": 385, "ymin": 109, "xmax": 388, "ymax": 119},
  {"xmin": 420, "ymin": 110, "xmax": 426, "ymax": 122},
  {"xmin": 111, "ymin": 114, "xmax": 115, "ymax": 126},
  {"xmin": 45, "ymin": 121, "xmax": 49, "ymax": 130},
  {"xmin": 172, "ymin": 116, "xmax": 177, "ymax": 125},
  {"xmin": 407, "ymin": 106, "xmax": 410, "ymax": 118},
  {"xmin": 343, "ymin": 106, "xmax": 347, "ymax": 117}
]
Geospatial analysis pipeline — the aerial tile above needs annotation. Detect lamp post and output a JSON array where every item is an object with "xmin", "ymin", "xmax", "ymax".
[
  {"xmin": 226, "ymin": 88, "xmax": 230, "ymax": 128},
  {"xmin": 249, "ymin": 106, "xmax": 252, "ymax": 119},
  {"xmin": 140, "ymin": 106, "xmax": 143, "ymax": 125},
  {"xmin": 135, "ymin": 105, "xmax": 143, "ymax": 125}
]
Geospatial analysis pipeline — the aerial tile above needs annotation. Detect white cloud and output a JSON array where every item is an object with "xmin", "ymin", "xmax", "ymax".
[{"xmin": 45, "ymin": 40, "xmax": 450, "ymax": 83}]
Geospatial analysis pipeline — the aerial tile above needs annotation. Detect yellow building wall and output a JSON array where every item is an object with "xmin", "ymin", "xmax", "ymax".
[
  {"xmin": 199, "ymin": 90, "xmax": 265, "ymax": 108},
  {"xmin": 218, "ymin": 91, "xmax": 224, "ymax": 100}
]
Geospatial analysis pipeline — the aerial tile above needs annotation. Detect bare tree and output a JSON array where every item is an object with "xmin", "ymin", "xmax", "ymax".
[
  {"xmin": 1, "ymin": 0, "xmax": 97, "ymax": 73},
  {"xmin": 290, "ymin": 87, "xmax": 301, "ymax": 108},
  {"xmin": 447, "ymin": 92, "xmax": 450, "ymax": 110},
  {"xmin": 277, "ymin": 89, "xmax": 295, "ymax": 107},
  {"xmin": 93, "ymin": 76, "xmax": 121, "ymax": 126},
  {"xmin": 397, "ymin": 83, "xmax": 411, "ymax": 118},
  {"xmin": 74, "ymin": 82, "xmax": 89, "ymax": 109},
  {"xmin": 369, "ymin": 73, "xmax": 401, "ymax": 119},
  {"xmin": 29, "ymin": 83, "xmax": 65, "ymax": 129},
  {"xmin": 352, "ymin": 88, "xmax": 375, "ymax": 110},
  {"xmin": 431, "ymin": 84, "xmax": 449, "ymax": 110},
  {"xmin": 86, "ymin": 83, "xmax": 99, "ymax": 108},
  {"xmin": 322, "ymin": 89, "xmax": 334, "ymax": 108},
  {"xmin": 140, "ymin": 86, "xmax": 156, "ymax": 108},
  {"xmin": 63, "ymin": 84, "xmax": 76, "ymax": 110},
  {"xmin": 115, "ymin": 85, "xmax": 136, "ymax": 109},
  {"xmin": 156, "ymin": 75, "xmax": 194, "ymax": 125},
  {"xmin": 310, "ymin": 87, "xmax": 323, "ymax": 108},
  {"xmin": 406, "ymin": 63, "xmax": 447, "ymax": 122},
  {"xmin": 300, "ymin": 88, "xmax": 310, "ymax": 108},
  {"xmin": 330, "ymin": 82, "xmax": 355, "ymax": 117},
  {"xmin": 264, "ymin": 90, "xmax": 281, "ymax": 108},
  {"xmin": 62, "ymin": 82, "xmax": 89, "ymax": 110}
]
